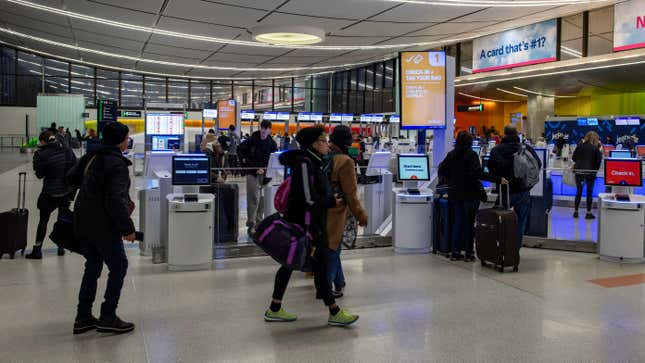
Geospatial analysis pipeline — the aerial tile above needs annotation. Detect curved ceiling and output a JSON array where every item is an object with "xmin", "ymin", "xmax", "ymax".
[{"xmin": 0, "ymin": 0, "xmax": 615, "ymax": 79}]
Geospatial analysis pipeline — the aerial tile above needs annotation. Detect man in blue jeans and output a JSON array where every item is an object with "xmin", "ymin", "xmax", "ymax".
[
  {"xmin": 68, "ymin": 122, "xmax": 136, "ymax": 335},
  {"xmin": 488, "ymin": 125, "xmax": 541, "ymax": 247}
]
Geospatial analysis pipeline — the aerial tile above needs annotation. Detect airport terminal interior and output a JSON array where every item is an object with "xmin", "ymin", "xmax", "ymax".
[{"xmin": 3, "ymin": 0, "xmax": 645, "ymax": 362}]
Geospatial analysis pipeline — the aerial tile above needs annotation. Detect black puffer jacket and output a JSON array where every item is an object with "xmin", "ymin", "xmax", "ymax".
[
  {"xmin": 438, "ymin": 146, "xmax": 500, "ymax": 201},
  {"xmin": 573, "ymin": 142, "xmax": 602, "ymax": 174},
  {"xmin": 489, "ymin": 136, "xmax": 542, "ymax": 193},
  {"xmin": 33, "ymin": 141, "xmax": 77, "ymax": 196},
  {"xmin": 68, "ymin": 145, "xmax": 135, "ymax": 243},
  {"xmin": 279, "ymin": 149, "xmax": 336, "ymax": 248}
]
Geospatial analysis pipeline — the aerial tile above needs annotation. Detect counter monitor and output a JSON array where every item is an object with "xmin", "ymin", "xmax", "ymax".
[
  {"xmin": 609, "ymin": 150, "xmax": 633, "ymax": 159},
  {"xmin": 172, "ymin": 155, "xmax": 211, "ymax": 186}
]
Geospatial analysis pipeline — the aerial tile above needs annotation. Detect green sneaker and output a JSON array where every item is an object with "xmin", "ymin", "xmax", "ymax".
[
  {"xmin": 264, "ymin": 308, "xmax": 297, "ymax": 322},
  {"xmin": 328, "ymin": 308, "xmax": 359, "ymax": 327}
]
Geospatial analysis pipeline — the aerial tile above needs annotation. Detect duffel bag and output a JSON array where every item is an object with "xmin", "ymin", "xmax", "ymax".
[{"xmin": 253, "ymin": 213, "xmax": 312, "ymax": 271}]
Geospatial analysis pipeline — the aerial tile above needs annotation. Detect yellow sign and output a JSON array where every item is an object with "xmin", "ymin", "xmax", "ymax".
[{"xmin": 400, "ymin": 51, "xmax": 446, "ymax": 129}]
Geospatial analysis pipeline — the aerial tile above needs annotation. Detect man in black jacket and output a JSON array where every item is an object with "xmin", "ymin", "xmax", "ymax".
[
  {"xmin": 488, "ymin": 125, "xmax": 542, "ymax": 247},
  {"xmin": 237, "ymin": 120, "xmax": 277, "ymax": 235},
  {"xmin": 25, "ymin": 130, "xmax": 77, "ymax": 259},
  {"xmin": 69, "ymin": 122, "xmax": 136, "ymax": 335}
]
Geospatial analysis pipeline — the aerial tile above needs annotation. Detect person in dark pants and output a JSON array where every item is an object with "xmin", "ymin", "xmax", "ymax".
[
  {"xmin": 265, "ymin": 126, "xmax": 359, "ymax": 327},
  {"xmin": 488, "ymin": 125, "xmax": 542, "ymax": 248},
  {"xmin": 572, "ymin": 131, "xmax": 602, "ymax": 219},
  {"xmin": 68, "ymin": 122, "xmax": 136, "ymax": 335},
  {"xmin": 438, "ymin": 131, "xmax": 505, "ymax": 261},
  {"xmin": 25, "ymin": 130, "xmax": 77, "ymax": 259}
]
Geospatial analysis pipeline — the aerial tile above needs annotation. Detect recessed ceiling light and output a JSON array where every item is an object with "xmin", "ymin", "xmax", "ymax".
[
  {"xmin": 513, "ymin": 86, "xmax": 576, "ymax": 98},
  {"xmin": 496, "ymin": 88, "xmax": 528, "ymax": 97},
  {"xmin": 253, "ymin": 26, "xmax": 325, "ymax": 45},
  {"xmin": 458, "ymin": 92, "xmax": 520, "ymax": 103}
]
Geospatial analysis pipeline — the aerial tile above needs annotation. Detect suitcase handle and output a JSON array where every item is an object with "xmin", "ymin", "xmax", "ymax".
[
  {"xmin": 17, "ymin": 172, "xmax": 26, "ymax": 211},
  {"xmin": 496, "ymin": 183, "xmax": 511, "ymax": 210}
]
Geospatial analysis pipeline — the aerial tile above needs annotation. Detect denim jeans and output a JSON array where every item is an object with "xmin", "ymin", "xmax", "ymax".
[
  {"xmin": 326, "ymin": 245, "xmax": 346, "ymax": 291},
  {"xmin": 77, "ymin": 239, "xmax": 128, "ymax": 319},
  {"xmin": 450, "ymin": 200, "xmax": 480, "ymax": 256},
  {"xmin": 509, "ymin": 191, "xmax": 531, "ymax": 247}
]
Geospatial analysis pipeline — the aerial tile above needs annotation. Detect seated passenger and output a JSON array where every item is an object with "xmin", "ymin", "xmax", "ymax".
[{"xmin": 438, "ymin": 131, "xmax": 505, "ymax": 261}]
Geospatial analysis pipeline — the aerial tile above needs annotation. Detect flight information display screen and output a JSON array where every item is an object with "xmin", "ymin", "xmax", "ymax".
[{"xmin": 146, "ymin": 113, "xmax": 184, "ymax": 135}]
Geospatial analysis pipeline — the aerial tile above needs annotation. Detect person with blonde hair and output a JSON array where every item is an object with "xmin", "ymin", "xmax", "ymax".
[{"xmin": 572, "ymin": 131, "xmax": 602, "ymax": 219}]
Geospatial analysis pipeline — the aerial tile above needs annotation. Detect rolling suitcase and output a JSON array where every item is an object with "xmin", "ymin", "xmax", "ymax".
[
  {"xmin": 200, "ymin": 183, "xmax": 239, "ymax": 244},
  {"xmin": 475, "ymin": 184, "xmax": 520, "ymax": 273},
  {"xmin": 0, "ymin": 172, "xmax": 29, "ymax": 259},
  {"xmin": 432, "ymin": 196, "xmax": 451, "ymax": 256}
]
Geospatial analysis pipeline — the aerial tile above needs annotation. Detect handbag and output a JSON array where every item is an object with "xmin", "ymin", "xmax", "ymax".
[
  {"xmin": 49, "ymin": 209, "xmax": 82, "ymax": 254},
  {"xmin": 341, "ymin": 213, "xmax": 358, "ymax": 249},
  {"xmin": 252, "ymin": 212, "xmax": 312, "ymax": 271},
  {"xmin": 563, "ymin": 166, "xmax": 577, "ymax": 187}
]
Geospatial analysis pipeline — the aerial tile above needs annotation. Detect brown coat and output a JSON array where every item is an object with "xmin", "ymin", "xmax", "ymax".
[{"xmin": 326, "ymin": 145, "xmax": 368, "ymax": 251}]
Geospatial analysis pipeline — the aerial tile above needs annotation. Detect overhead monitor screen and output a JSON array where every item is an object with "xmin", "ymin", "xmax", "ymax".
[
  {"xmin": 310, "ymin": 113, "xmax": 323, "ymax": 122},
  {"xmin": 276, "ymin": 112, "xmax": 290, "ymax": 120},
  {"xmin": 400, "ymin": 51, "xmax": 446, "ymax": 129},
  {"xmin": 360, "ymin": 114, "xmax": 372, "ymax": 122},
  {"xmin": 172, "ymin": 155, "xmax": 211, "ymax": 186},
  {"xmin": 389, "ymin": 115, "xmax": 400, "ymax": 123},
  {"xmin": 397, "ymin": 154, "xmax": 430, "ymax": 181},
  {"xmin": 263, "ymin": 112, "xmax": 277, "ymax": 120},
  {"xmin": 615, "ymin": 117, "xmax": 640, "ymax": 126},
  {"xmin": 329, "ymin": 114, "xmax": 342, "ymax": 122},
  {"xmin": 146, "ymin": 113, "xmax": 184, "ymax": 135},
  {"xmin": 341, "ymin": 114, "xmax": 354, "ymax": 122},
  {"xmin": 241, "ymin": 110, "xmax": 256, "ymax": 120},
  {"xmin": 297, "ymin": 112, "xmax": 310, "ymax": 121},
  {"xmin": 604, "ymin": 159, "xmax": 643, "ymax": 187},
  {"xmin": 203, "ymin": 109, "xmax": 217, "ymax": 118},
  {"xmin": 151, "ymin": 136, "xmax": 181, "ymax": 151},
  {"xmin": 610, "ymin": 150, "xmax": 633, "ymax": 159}
]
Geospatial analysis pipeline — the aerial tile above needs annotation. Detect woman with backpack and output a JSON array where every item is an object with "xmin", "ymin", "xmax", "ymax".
[
  {"xmin": 438, "ymin": 131, "xmax": 505, "ymax": 261},
  {"xmin": 25, "ymin": 130, "xmax": 77, "ymax": 259},
  {"xmin": 265, "ymin": 126, "xmax": 359, "ymax": 327},
  {"xmin": 325, "ymin": 126, "xmax": 368, "ymax": 297}
]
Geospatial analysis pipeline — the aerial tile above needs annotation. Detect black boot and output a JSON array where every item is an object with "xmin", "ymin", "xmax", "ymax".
[
  {"xmin": 25, "ymin": 245, "xmax": 42, "ymax": 259},
  {"xmin": 57, "ymin": 247, "xmax": 65, "ymax": 256},
  {"xmin": 97, "ymin": 316, "xmax": 135, "ymax": 334}
]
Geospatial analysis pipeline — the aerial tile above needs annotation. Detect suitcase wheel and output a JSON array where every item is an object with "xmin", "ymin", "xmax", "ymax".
[
  {"xmin": 480, "ymin": 260, "xmax": 486, "ymax": 267},
  {"xmin": 9, "ymin": 253, "xmax": 15, "ymax": 259},
  {"xmin": 497, "ymin": 266, "xmax": 504, "ymax": 273},
  {"xmin": 513, "ymin": 266, "xmax": 519, "ymax": 272}
]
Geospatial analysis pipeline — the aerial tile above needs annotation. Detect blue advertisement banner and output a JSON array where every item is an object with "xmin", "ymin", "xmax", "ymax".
[{"xmin": 472, "ymin": 19, "xmax": 557, "ymax": 73}]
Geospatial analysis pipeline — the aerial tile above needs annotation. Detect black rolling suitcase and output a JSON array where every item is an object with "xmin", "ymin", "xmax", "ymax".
[
  {"xmin": 200, "ymin": 183, "xmax": 239, "ymax": 244},
  {"xmin": 475, "ymin": 184, "xmax": 520, "ymax": 273},
  {"xmin": 432, "ymin": 195, "xmax": 451, "ymax": 256},
  {"xmin": 0, "ymin": 172, "xmax": 29, "ymax": 259}
]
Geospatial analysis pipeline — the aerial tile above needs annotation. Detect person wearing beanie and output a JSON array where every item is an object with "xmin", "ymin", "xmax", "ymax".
[
  {"xmin": 68, "ymin": 121, "xmax": 136, "ymax": 335},
  {"xmin": 25, "ymin": 130, "xmax": 77, "ymax": 259},
  {"xmin": 264, "ymin": 126, "xmax": 360, "ymax": 327},
  {"xmin": 325, "ymin": 125, "xmax": 369, "ymax": 297}
]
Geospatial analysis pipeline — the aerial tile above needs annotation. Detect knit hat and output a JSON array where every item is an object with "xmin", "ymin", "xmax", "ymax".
[
  {"xmin": 330, "ymin": 125, "xmax": 353, "ymax": 148},
  {"xmin": 102, "ymin": 122, "xmax": 129, "ymax": 146},
  {"xmin": 296, "ymin": 126, "xmax": 326, "ymax": 150}
]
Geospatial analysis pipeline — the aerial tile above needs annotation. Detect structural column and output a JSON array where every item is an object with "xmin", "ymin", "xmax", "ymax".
[{"xmin": 526, "ymin": 94, "xmax": 554, "ymax": 141}]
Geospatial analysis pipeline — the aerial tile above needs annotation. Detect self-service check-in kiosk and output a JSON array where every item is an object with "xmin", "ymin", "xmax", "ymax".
[
  {"xmin": 525, "ymin": 148, "xmax": 553, "ymax": 238},
  {"xmin": 167, "ymin": 154, "xmax": 215, "ymax": 271},
  {"xmin": 362, "ymin": 152, "xmax": 393, "ymax": 235},
  {"xmin": 392, "ymin": 154, "xmax": 433, "ymax": 254},
  {"xmin": 598, "ymin": 158, "xmax": 645, "ymax": 263}
]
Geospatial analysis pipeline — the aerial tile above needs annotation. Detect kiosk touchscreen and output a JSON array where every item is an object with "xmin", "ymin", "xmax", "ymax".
[
  {"xmin": 472, "ymin": 145, "xmax": 481, "ymax": 156},
  {"xmin": 172, "ymin": 155, "xmax": 212, "ymax": 187},
  {"xmin": 609, "ymin": 150, "xmax": 633, "ymax": 159},
  {"xmin": 152, "ymin": 136, "xmax": 181, "ymax": 151},
  {"xmin": 604, "ymin": 158, "xmax": 642, "ymax": 201},
  {"xmin": 397, "ymin": 154, "xmax": 430, "ymax": 194}
]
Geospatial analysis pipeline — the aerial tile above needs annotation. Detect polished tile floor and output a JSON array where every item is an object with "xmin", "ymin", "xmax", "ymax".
[{"xmin": 3, "ymin": 151, "xmax": 645, "ymax": 362}]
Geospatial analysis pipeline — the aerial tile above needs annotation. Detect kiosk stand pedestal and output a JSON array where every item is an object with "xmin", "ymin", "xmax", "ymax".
[
  {"xmin": 167, "ymin": 193, "xmax": 214, "ymax": 271},
  {"xmin": 598, "ymin": 192, "xmax": 645, "ymax": 263},
  {"xmin": 393, "ymin": 181, "xmax": 433, "ymax": 254}
]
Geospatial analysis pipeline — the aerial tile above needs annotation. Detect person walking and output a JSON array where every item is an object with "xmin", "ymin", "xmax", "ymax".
[
  {"xmin": 238, "ymin": 120, "xmax": 277, "ymax": 235},
  {"xmin": 68, "ymin": 122, "xmax": 136, "ymax": 335},
  {"xmin": 25, "ymin": 130, "xmax": 77, "ymax": 259},
  {"xmin": 438, "ymin": 131, "xmax": 505, "ymax": 261},
  {"xmin": 488, "ymin": 125, "xmax": 542, "ymax": 248},
  {"xmin": 265, "ymin": 126, "xmax": 359, "ymax": 327},
  {"xmin": 227, "ymin": 124, "xmax": 240, "ymax": 174},
  {"xmin": 325, "ymin": 126, "xmax": 369, "ymax": 297},
  {"xmin": 572, "ymin": 131, "xmax": 602, "ymax": 219}
]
